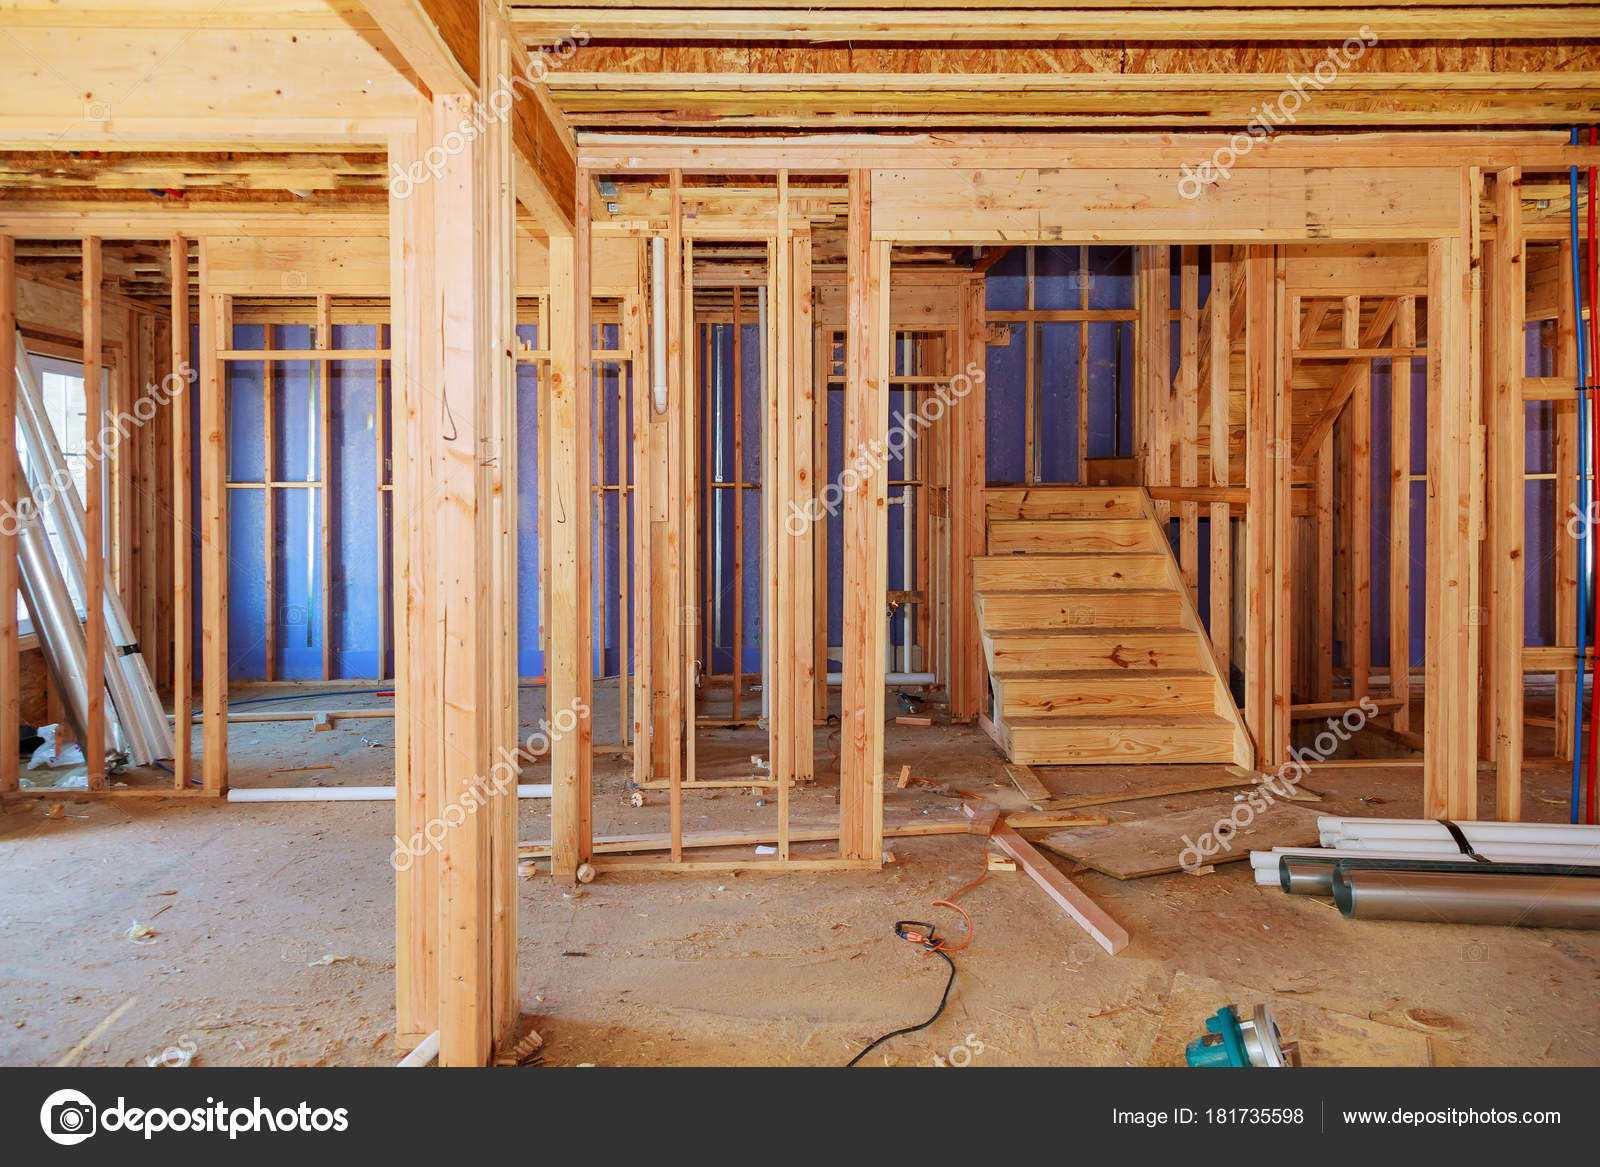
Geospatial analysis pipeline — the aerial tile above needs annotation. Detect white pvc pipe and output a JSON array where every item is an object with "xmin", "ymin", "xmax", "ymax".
[
  {"xmin": 1318, "ymin": 817, "xmax": 1600, "ymax": 848},
  {"xmin": 397, "ymin": 1030, "xmax": 439, "ymax": 1068},
  {"xmin": 227, "ymin": 784, "xmax": 553, "ymax": 803},
  {"xmin": 651, "ymin": 236, "xmax": 668, "ymax": 415}
]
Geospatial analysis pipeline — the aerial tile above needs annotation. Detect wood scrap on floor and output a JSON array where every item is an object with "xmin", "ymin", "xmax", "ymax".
[
  {"xmin": 1144, "ymin": 971, "xmax": 1433, "ymax": 1067},
  {"xmin": 1005, "ymin": 809, "xmax": 1109, "ymax": 829},
  {"xmin": 965, "ymin": 802, "xmax": 1129, "ymax": 955},
  {"xmin": 1004, "ymin": 762, "xmax": 1052, "ymax": 807},
  {"xmin": 1034, "ymin": 801, "xmax": 1324, "ymax": 879}
]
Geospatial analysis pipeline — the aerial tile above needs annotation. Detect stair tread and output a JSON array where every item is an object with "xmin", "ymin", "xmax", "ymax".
[
  {"xmin": 977, "ymin": 587, "xmax": 1177, "ymax": 597},
  {"xmin": 988, "ymin": 624, "xmax": 1190, "ymax": 637},
  {"xmin": 976, "ymin": 552, "xmax": 1165, "ymax": 560},
  {"xmin": 1004, "ymin": 712, "xmax": 1231, "ymax": 727},
  {"xmin": 992, "ymin": 667, "xmax": 1215, "ymax": 681}
]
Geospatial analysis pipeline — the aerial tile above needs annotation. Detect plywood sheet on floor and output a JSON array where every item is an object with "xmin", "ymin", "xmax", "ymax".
[
  {"xmin": 1034, "ymin": 800, "xmax": 1323, "ymax": 878},
  {"xmin": 1145, "ymin": 971, "xmax": 1433, "ymax": 1067},
  {"xmin": 1032, "ymin": 763, "xmax": 1253, "ymax": 810}
]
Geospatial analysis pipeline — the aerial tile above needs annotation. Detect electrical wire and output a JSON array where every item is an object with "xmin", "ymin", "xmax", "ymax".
[
  {"xmin": 844, "ymin": 823, "xmax": 995, "ymax": 1066},
  {"xmin": 844, "ymin": 945, "xmax": 956, "ymax": 1068}
]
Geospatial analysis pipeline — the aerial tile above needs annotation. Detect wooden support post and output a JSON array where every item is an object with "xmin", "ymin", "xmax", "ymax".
[
  {"xmin": 316, "ymin": 293, "xmax": 334, "ymax": 680},
  {"xmin": 1316, "ymin": 432, "xmax": 1335, "ymax": 701},
  {"xmin": 1391, "ymin": 295, "xmax": 1416, "ymax": 735},
  {"xmin": 1242, "ymin": 246, "xmax": 1280, "ymax": 767},
  {"xmin": 263, "ymin": 324, "xmax": 278, "ymax": 683},
  {"xmin": 1553, "ymin": 242, "xmax": 1579, "ymax": 760},
  {"xmin": 82, "ymin": 237, "xmax": 105, "ymax": 790},
  {"xmin": 950, "ymin": 277, "xmax": 987, "ymax": 721},
  {"xmin": 1140, "ymin": 246, "xmax": 1173, "ymax": 522},
  {"xmin": 1178, "ymin": 245, "xmax": 1200, "ymax": 598},
  {"xmin": 790, "ymin": 226, "xmax": 816, "ymax": 784},
  {"xmin": 840, "ymin": 170, "xmax": 887, "ymax": 863},
  {"xmin": 1208, "ymin": 247, "xmax": 1232, "ymax": 684},
  {"xmin": 549, "ymin": 177, "xmax": 594, "ymax": 878},
  {"xmin": 1489, "ymin": 167, "xmax": 1525, "ymax": 820},
  {"xmin": 1423, "ymin": 171, "xmax": 1483, "ymax": 819},
  {"xmin": 1271, "ymin": 253, "xmax": 1293, "ymax": 770},
  {"xmin": 391, "ymin": 107, "xmax": 437, "ymax": 1047},
  {"xmin": 679, "ymin": 221, "xmax": 696, "ymax": 853},
  {"xmin": 1023, "ymin": 247, "xmax": 1036, "ymax": 484},
  {"xmin": 0, "ymin": 236, "xmax": 15, "ymax": 797},
  {"xmin": 1347, "ymin": 297, "xmax": 1372, "ymax": 703},
  {"xmin": 197, "ymin": 243, "xmax": 229, "ymax": 796},
  {"xmin": 772, "ymin": 176, "xmax": 793, "ymax": 852},
  {"xmin": 171, "ymin": 235, "xmax": 192, "ymax": 792}
]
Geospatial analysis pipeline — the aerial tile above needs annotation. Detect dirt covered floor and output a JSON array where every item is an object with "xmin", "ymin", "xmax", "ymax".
[{"xmin": 2, "ymin": 682, "xmax": 1597, "ymax": 1068}]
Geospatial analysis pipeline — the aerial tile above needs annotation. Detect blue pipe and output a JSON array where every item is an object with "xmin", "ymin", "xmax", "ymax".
[{"xmin": 1573, "ymin": 127, "xmax": 1591, "ymax": 824}]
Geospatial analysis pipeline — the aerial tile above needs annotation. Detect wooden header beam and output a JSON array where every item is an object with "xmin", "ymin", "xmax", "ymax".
[
  {"xmin": 513, "ymin": 6, "xmax": 1600, "ymax": 41},
  {"xmin": 578, "ymin": 131, "xmax": 1600, "ymax": 173}
]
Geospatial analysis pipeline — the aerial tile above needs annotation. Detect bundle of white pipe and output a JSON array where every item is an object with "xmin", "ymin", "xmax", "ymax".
[{"xmin": 1317, "ymin": 816, "xmax": 1600, "ymax": 850}]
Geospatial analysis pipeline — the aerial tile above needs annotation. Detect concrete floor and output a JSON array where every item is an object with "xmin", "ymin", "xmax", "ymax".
[{"xmin": 2, "ymin": 683, "xmax": 1597, "ymax": 1067}]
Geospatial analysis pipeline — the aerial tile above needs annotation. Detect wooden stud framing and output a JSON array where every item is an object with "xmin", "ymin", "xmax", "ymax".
[
  {"xmin": 316, "ymin": 292, "xmax": 334, "ymax": 680},
  {"xmin": 840, "ymin": 170, "xmax": 887, "ymax": 863},
  {"xmin": 550, "ymin": 175, "xmax": 595, "ymax": 878},
  {"xmin": 1207, "ymin": 246, "xmax": 1231, "ymax": 684},
  {"xmin": 1423, "ymin": 170, "xmax": 1483, "ymax": 819},
  {"xmin": 1178, "ymin": 245, "xmax": 1200, "ymax": 600},
  {"xmin": 82, "ymin": 236, "xmax": 105, "ymax": 790},
  {"xmin": 198, "ymin": 240, "xmax": 229, "ymax": 796},
  {"xmin": 1348, "ymin": 296, "xmax": 1372, "ymax": 704},
  {"xmin": 0, "ymin": 235, "xmax": 15, "ymax": 797},
  {"xmin": 1391, "ymin": 295, "xmax": 1416, "ymax": 737},
  {"xmin": 171, "ymin": 235, "xmax": 192, "ymax": 792},
  {"xmin": 1489, "ymin": 167, "xmax": 1526, "ymax": 819}
]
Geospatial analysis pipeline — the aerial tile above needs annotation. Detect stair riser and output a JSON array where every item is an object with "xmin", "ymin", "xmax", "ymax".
[
  {"xmin": 986, "ymin": 488, "xmax": 1144, "ymax": 521},
  {"xmin": 995, "ymin": 677, "xmax": 1217, "ymax": 718},
  {"xmin": 972, "ymin": 556, "xmax": 1169, "ymax": 590},
  {"xmin": 988, "ymin": 520, "xmax": 1160, "ymax": 555},
  {"xmin": 989, "ymin": 635, "xmax": 1205, "ymax": 672},
  {"xmin": 1006, "ymin": 725, "xmax": 1237, "ymax": 765},
  {"xmin": 977, "ymin": 592, "xmax": 1185, "ymax": 630}
]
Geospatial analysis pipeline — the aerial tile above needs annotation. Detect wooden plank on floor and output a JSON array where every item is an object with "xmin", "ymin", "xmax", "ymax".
[
  {"xmin": 1004, "ymin": 762, "xmax": 1052, "ymax": 806},
  {"xmin": 976, "ymin": 812, "xmax": 1129, "ymax": 955}
]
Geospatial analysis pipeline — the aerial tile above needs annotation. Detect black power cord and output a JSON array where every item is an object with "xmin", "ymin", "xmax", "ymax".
[{"xmin": 845, "ymin": 921, "xmax": 959, "ymax": 1067}]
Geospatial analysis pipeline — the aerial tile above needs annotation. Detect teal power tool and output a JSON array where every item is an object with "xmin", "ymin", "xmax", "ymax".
[{"xmin": 1185, "ymin": 1004, "xmax": 1297, "ymax": 1067}]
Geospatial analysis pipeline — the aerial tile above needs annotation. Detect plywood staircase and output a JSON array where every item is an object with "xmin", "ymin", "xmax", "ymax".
[{"xmin": 974, "ymin": 486, "xmax": 1252, "ymax": 767}]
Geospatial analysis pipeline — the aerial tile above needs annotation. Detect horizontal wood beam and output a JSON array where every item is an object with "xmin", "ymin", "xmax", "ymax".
[
  {"xmin": 515, "ymin": 7, "xmax": 1600, "ymax": 41},
  {"xmin": 579, "ymin": 130, "xmax": 1600, "ymax": 173}
]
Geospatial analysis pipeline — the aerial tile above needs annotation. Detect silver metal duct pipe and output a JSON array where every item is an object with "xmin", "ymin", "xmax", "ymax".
[
  {"xmin": 13, "ymin": 331, "xmax": 173, "ymax": 763},
  {"xmin": 1332, "ymin": 868, "xmax": 1600, "ymax": 928},
  {"xmin": 1281, "ymin": 855, "xmax": 1600, "ymax": 898},
  {"xmin": 15, "ymin": 484, "xmax": 92, "ymax": 750}
]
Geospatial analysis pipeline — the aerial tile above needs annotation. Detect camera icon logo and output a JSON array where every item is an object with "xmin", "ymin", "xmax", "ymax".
[{"xmin": 40, "ymin": 1088, "xmax": 97, "ymax": 1146}]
